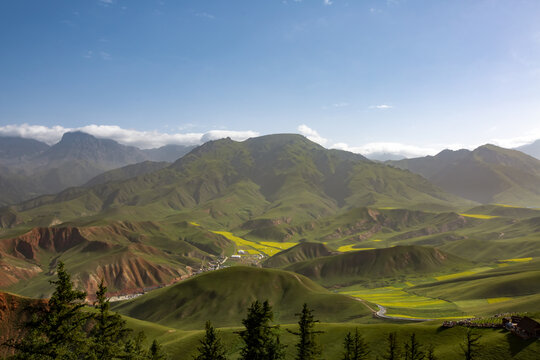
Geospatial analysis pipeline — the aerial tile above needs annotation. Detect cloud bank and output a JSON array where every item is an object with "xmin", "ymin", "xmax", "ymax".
[
  {"xmin": 297, "ymin": 124, "xmax": 328, "ymax": 146},
  {"xmin": 0, "ymin": 124, "xmax": 259, "ymax": 149}
]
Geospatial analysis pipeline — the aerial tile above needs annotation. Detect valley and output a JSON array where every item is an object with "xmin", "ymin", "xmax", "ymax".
[{"xmin": 1, "ymin": 134, "xmax": 539, "ymax": 359}]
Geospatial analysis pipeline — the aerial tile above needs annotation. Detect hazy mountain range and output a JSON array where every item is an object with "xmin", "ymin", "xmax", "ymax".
[{"xmin": 0, "ymin": 132, "xmax": 194, "ymax": 206}]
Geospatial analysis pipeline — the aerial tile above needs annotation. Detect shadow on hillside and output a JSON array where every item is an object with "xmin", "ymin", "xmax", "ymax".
[{"xmin": 506, "ymin": 332, "xmax": 536, "ymax": 357}]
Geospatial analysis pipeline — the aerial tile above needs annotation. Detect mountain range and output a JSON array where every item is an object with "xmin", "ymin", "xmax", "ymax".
[
  {"xmin": 0, "ymin": 132, "xmax": 194, "ymax": 206},
  {"xmin": 388, "ymin": 144, "xmax": 540, "ymax": 206}
]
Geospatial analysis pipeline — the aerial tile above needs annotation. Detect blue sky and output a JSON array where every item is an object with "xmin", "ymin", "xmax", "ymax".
[{"xmin": 1, "ymin": 0, "xmax": 540, "ymax": 157}]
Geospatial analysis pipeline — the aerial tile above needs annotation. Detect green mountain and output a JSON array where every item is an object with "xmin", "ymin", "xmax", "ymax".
[
  {"xmin": 84, "ymin": 161, "xmax": 170, "ymax": 187},
  {"xmin": 0, "ymin": 133, "xmax": 194, "ymax": 206},
  {"xmin": 389, "ymin": 144, "xmax": 540, "ymax": 206},
  {"xmin": 112, "ymin": 266, "xmax": 372, "ymax": 329},
  {"xmin": 285, "ymin": 245, "xmax": 471, "ymax": 286},
  {"xmin": 262, "ymin": 242, "xmax": 335, "ymax": 268},
  {"xmin": 4, "ymin": 134, "xmax": 469, "ymax": 229}
]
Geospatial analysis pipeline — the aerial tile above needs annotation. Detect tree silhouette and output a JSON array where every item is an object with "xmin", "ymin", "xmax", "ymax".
[
  {"xmin": 288, "ymin": 304, "xmax": 324, "ymax": 360},
  {"xmin": 238, "ymin": 300, "xmax": 285, "ymax": 360},
  {"xmin": 194, "ymin": 321, "xmax": 227, "ymax": 360}
]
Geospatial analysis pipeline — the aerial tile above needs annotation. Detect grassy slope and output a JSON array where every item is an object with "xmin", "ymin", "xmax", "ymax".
[
  {"xmin": 390, "ymin": 144, "xmax": 540, "ymax": 206},
  {"xmin": 3, "ymin": 134, "xmax": 471, "ymax": 231},
  {"xmin": 285, "ymin": 245, "xmax": 471, "ymax": 287},
  {"xmin": 112, "ymin": 266, "xmax": 372, "ymax": 329},
  {"xmin": 124, "ymin": 318, "xmax": 540, "ymax": 360},
  {"xmin": 262, "ymin": 242, "xmax": 335, "ymax": 268}
]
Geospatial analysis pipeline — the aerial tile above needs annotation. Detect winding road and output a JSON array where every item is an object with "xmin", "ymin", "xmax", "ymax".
[{"xmin": 349, "ymin": 296, "xmax": 434, "ymax": 322}]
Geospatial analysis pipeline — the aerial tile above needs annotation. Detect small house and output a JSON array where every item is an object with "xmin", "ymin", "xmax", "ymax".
[{"xmin": 515, "ymin": 317, "xmax": 540, "ymax": 339}]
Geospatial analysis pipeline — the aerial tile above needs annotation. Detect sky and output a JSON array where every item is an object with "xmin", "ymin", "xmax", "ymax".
[{"xmin": 1, "ymin": 0, "xmax": 540, "ymax": 158}]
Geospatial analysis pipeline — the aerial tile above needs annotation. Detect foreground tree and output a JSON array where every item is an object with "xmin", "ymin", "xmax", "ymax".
[
  {"xmin": 460, "ymin": 329, "xmax": 481, "ymax": 360},
  {"xmin": 382, "ymin": 332, "xmax": 400, "ymax": 360},
  {"xmin": 194, "ymin": 321, "xmax": 227, "ymax": 360},
  {"xmin": 342, "ymin": 328, "xmax": 369, "ymax": 360},
  {"xmin": 4, "ymin": 262, "xmax": 167, "ymax": 360},
  {"xmin": 238, "ymin": 300, "xmax": 286, "ymax": 360},
  {"xmin": 403, "ymin": 333, "xmax": 424, "ymax": 360},
  {"xmin": 91, "ymin": 280, "xmax": 133, "ymax": 359},
  {"xmin": 426, "ymin": 344, "xmax": 437, "ymax": 360},
  {"xmin": 5, "ymin": 262, "xmax": 90, "ymax": 359},
  {"xmin": 288, "ymin": 303, "xmax": 324, "ymax": 360}
]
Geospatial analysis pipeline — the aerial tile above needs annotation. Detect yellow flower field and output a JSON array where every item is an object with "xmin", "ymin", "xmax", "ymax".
[
  {"xmin": 337, "ymin": 245, "xmax": 375, "ymax": 252},
  {"xmin": 212, "ymin": 231, "xmax": 286, "ymax": 256},
  {"xmin": 458, "ymin": 213, "xmax": 499, "ymax": 219},
  {"xmin": 434, "ymin": 267, "xmax": 492, "ymax": 281},
  {"xmin": 500, "ymin": 257, "xmax": 533, "ymax": 262}
]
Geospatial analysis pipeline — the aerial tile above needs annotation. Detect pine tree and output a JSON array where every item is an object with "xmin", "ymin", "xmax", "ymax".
[
  {"xmin": 342, "ymin": 328, "xmax": 369, "ymax": 360},
  {"xmin": 426, "ymin": 344, "xmax": 437, "ymax": 360},
  {"xmin": 90, "ymin": 280, "xmax": 132, "ymax": 359},
  {"xmin": 342, "ymin": 332, "xmax": 354, "ymax": 360},
  {"xmin": 6, "ymin": 261, "xmax": 90, "ymax": 360},
  {"xmin": 238, "ymin": 300, "xmax": 286, "ymax": 360},
  {"xmin": 148, "ymin": 340, "xmax": 167, "ymax": 360},
  {"xmin": 288, "ymin": 304, "xmax": 324, "ymax": 360},
  {"xmin": 352, "ymin": 328, "xmax": 369, "ymax": 360},
  {"xmin": 382, "ymin": 332, "xmax": 400, "ymax": 360},
  {"xmin": 194, "ymin": 321, "xmax": 227, "ymax": 360},
  {"xmin": 460, "ymin": 329, "xmax": 481, "ymax": 360},
  {"xmin": 403, "ymin": 333, "xmax": 424, "ymax": 360}
]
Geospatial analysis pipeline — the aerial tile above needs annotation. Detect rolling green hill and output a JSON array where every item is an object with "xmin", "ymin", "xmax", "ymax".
[
  {"xmin": 389, "ymin": 144, "xmax": 540, "ymax": 206},
  {"xmin": 262, "ymin": 242, "xmax": 335, "ymax": 268},
  {"xmin": 285, "ymin": 245, "xmax": 471, "ymax": 286},
  {"xmin": 112, "ymin": 266, "xmax": 372, "ymax": 329}
]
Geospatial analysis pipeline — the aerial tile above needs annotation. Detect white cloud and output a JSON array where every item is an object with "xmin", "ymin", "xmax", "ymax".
[
  {"xmin": 324, "ymin": 0, "xmax": 333, "ymax": 5},
  {"xmin": 297, "ymin": 124, "xmax": 328, "ymax": 146},
  {"xmin": 195, "ymin": 12, "xmax": 215, "ymax": 19},
  {"xmin": 369, "ymin": 104, "xmax": 393, "ymax": 110},
  {"xmin": 99, "ymin": 51, "xmax": 111, "ymax": 60},
  {"xmin": 330, "ymin": 142, "xmax": 440, "ymax": 158},
  {"xmin": 489, "ymin": 130, "xmax": 540, "ymax": 149},
  {"xmin": 0, "ymin": 124, "xmax": 259, "ymax": 149}
]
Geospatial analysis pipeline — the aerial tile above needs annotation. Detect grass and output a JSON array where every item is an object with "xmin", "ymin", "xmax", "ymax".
[
  {"xmin": 339, "ymin": 286, "xmax": 466, "ymax": 318},
  {"xmin": 434, "ymin": 267, "xmax": 492, "ymax": 281},
  {"xmin": 336, "ymin": 245, "xmax": 375, "ymax": 252},
  {"xmin": 112, "ymin": 266, "xmax": 372, "ymax": 329},
  {"xmin": 124, "ymin": 319, "xmax": 540, "ymax": 360}
]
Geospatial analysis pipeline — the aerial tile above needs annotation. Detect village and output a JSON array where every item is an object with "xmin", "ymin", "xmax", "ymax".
[{"xmin": 442, "ymin": 314, "xmax": 540, "ymax": 340}]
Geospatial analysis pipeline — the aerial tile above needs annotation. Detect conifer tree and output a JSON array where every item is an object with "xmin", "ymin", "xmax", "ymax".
[
  {"xmin": 342, "ymin": 328, "xmax": 369, "ymax": 360},
  {"xmin": 342, "ymin": 332, "xmax": 354, "ymax": 360},
  {"xmin": 194, "ymin": 321, "xmax": 227, "ymax": 360},
  {"xmin": 6, "ymin": 261, "xmax": 90, "ymax": 360},
  {"xmin": 238, "ymin": 300, "xmax": 285, "ymax": 360},
  {"xmin": 148, "ymin": 340, "xmax": 167, "ymax": 360},
  {"xmin": 382, "ymin": 332, "xmax": 400, "ymax": 360},
  {"xmin": 288, "ymin": 303, "xmax": 324, "ymax": 360},
  {"xmin": 90, "ymin": 280, "xmax": 132, "ymax": 359},
  {"xmin": 426, "ymin": 344, "xmax": 437, "ymax": 360},
  {"xmin": 460, "ymin": 329, "xmax": 481, "ymax": 360},
  {"xmin": 403, "ymin": 333, "xmax": 424, "ymax": 360}
]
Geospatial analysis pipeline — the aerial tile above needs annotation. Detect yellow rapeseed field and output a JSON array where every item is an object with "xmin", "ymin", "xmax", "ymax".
[
  {"xmin": 458, "ymin": 213, "xmax": 499, "ymax": 219},
  {"xmin": 434, "ymin": 267, "xmax": 492, "ymax": 281},
  {"xmin": 337, "ymin": 245, "xmax": 375, "ymax": 252}
]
